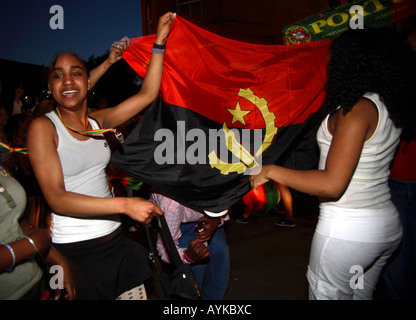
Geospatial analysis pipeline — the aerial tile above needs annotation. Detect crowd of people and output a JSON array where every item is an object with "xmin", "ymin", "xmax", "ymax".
[{"xmin": 1, "ymin": 11, "xmax": 415, "ymax": 301}]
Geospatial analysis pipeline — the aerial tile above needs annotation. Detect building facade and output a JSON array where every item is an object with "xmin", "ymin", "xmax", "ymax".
[{"xmin": 140, "ymin": 0, "xmax": 352, "ymax": 44}]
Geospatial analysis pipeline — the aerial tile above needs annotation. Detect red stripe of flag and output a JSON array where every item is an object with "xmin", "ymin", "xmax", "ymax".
[{"xmin": 123, "ymin": 16, "xmax": 331, "ymax": 129}]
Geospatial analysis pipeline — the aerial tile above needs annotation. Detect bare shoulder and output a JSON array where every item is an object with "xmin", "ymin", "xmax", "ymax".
[
  {"xmin": 29, "ymin": 115, "xmax": 55, "ymax": 132},
  {"xmin": 354, "ymin": 97, "xmax": 379, "ymax": 116},
  {"xmin": 27, "ymin": 116, "xmax": 58, "ymax": 146},
  {"xmin": 336, "ymin": 98, "xmax": 378, "ymax": 123},
  {"xmin": 350, "ymin": 98, "xmax": 379, "ymax": 126},
  {"xmin": 347, "ymin": 98, "xmax": 379, "ymax": 140}
]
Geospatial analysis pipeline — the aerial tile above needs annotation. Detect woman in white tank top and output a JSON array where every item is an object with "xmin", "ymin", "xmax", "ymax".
[
  {"xmin": 250, "ymin": 28, "xmax": 416, "ymax": 299},
  {"xmin": 27, "ymin": 13, "xmax": 176, "ymax": 299}
]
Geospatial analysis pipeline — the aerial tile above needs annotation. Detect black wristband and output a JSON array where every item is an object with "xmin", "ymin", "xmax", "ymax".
[{"xmin": 153, "ymin": 43, "xmax": 166, "ymax": 49}]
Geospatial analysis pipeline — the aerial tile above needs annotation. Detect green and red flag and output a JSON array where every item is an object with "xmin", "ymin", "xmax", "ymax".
[
  {"xmin": 283, "ymin": 0, "xmax": 416, "ymax": 44},
  {"xmin": 111, "ymin": 16, "xmax": 330, "ymax": 212}
]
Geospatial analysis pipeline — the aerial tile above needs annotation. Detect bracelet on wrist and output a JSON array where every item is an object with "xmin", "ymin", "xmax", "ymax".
[
  {"xmin": 2, "ymin": 243, "xmax": 16, "ymax": 272},
  {"xmin": 152, "ymin": 42, "xmax": 166, "ymax": 54},
  {"xmin": 17, "ymin": 235, "xmax": 37, "ymax": 258},
  {"xmin": 183, "ymin": 250, "xmax": 195, "ymax": 263},
  {"xmin": 153, "ymin": 43, "xmax": 166, "ymax": 49}
]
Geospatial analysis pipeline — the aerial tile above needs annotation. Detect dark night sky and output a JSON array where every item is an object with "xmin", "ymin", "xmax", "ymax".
[{"xmin": 0, "ymin": 0, "xmax": 143, "ymax": 66}]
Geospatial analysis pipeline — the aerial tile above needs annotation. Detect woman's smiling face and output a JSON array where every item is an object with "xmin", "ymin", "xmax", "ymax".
[{"xmin": 49, "ymin": 53, "xmax": 91, "ymax": 109}]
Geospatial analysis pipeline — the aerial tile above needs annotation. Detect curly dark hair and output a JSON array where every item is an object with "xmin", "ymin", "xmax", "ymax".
[{"xmin": 323, "ymin": 27, "xmax": 416, "ymax": 141}]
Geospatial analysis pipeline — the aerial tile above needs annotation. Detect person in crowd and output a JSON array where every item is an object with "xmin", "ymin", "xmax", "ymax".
[
  {"xmin": 237, "ymin": 181, "xmax": 294, "ymax": 228},
  {"xmin": 274, "ymin": 183, "xmax": 295, "ymax": 227},
  {"xmin": 4, "ymin": 113, "xmax": 38, "ymax": 195},
  {"xmin": 151, "ymin": 190, "xmax": 230, "ymax": 300},
  {"xmin": 12, "ymin": 84, "xmax": 24, "ymax": 115},
  {"xmin": 382, "ymin": 26, "xmax": 416, "ymax": 300},
  {"xmin": 35, "ymin": 94, "xmax": 56, "ymax": 117},
  {"xmin": 0, "ymin": 163, "xmax": 75, "ymax": 300},
  {"xmin": 89, "ymin": 96, "xmax": 110, "ymax": 112},
  {"xmin": 7, "ymin": 113, "xmax": 30, "ymax": 148},
  {"xmin": 0, "ymin": 164, "xmax": 50, "ymax": 299},
  {"xmin": 250, "ymin": 27, "xmax": 416, "ymax": 300},
  {"xmin": 382, "ymin": 139, "xmax": 416, "ymax": 299},
  {"xmin": 0, "ymin": 105, "xmax": 13, "ymax": 170},
  {"xmin": 27, "ymin": 12, "xmax": 176, "ymax": 299}
]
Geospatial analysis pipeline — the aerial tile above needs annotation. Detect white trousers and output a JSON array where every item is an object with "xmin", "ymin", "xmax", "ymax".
[{"xmin": 307, "ymin": 231, "xmax": 401, "ymax": 300}]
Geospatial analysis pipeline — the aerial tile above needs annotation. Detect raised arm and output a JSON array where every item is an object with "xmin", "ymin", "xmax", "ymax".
[{"xmin": 90, "ymin": 12, "xmax": 176, "ymax": 128}]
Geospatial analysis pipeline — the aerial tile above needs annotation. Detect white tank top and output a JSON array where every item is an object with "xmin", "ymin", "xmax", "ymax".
[
  {"xmin": 317, "ymin": 92, "xmax": 401, "ymax": 209},
  {"xmin": 45, "ymin": 110, "xmax": 121, "ymax": 244}
]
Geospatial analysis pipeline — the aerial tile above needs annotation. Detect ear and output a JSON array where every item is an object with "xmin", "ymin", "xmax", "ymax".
[{"xmin": 87, "ymin": 78, "xmax": 91, "ymax": 91}]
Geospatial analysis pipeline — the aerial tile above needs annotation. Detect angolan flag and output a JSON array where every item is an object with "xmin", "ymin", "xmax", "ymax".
[{"xmin": 111, "ymin": 16, "xmax": 331, "ymax": 212}]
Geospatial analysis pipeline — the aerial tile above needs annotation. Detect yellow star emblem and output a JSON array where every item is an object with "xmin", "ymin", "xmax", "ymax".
[{"xmin": 227, "ymin": 102, "xmax": 251, "ymax": 126}]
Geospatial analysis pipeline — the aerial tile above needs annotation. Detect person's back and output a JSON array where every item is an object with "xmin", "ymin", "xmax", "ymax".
[
  {"xmin": 318, "ymin": 92, "xmax": 401, "ymax": 210},
  {"xmin": 315, "ymin": 91, "xmax": 402, "ymax": 249}
]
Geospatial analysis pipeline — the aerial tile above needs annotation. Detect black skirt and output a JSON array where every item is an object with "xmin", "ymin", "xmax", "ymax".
[{"xmin": 53, "ymin": 227, "xmax": 152, "ymax": 300}]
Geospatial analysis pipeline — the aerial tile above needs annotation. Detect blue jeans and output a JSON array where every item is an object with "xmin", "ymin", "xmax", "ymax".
[
  {"xmin": 383, "ymin": 178, "xmax": 416, "ymax": 299},
  {"xmin": 178, "ymin": 222, "xmax": 230, "ymax": 300}
]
